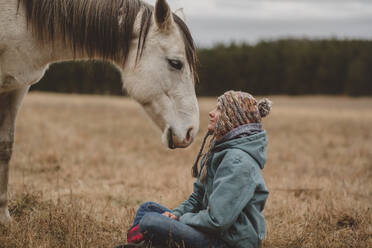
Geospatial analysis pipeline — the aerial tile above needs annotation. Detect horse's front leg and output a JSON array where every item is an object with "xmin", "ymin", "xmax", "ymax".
[{"xmin": 0, "ymin": 86, "xmax": 29, "ymax": 224}]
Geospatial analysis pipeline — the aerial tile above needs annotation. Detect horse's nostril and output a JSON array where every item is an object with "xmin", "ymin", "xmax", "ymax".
[
  {"xmin": 186, "ymin": 127, "xmax": 193, "ymax": 143},
  {"xmin": 168, "ymin": 128, "xmax": 175, "ymax": 149}
]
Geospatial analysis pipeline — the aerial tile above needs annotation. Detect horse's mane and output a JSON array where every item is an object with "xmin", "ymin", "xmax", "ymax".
[{"xmin": 17, "ymin": 0, "xmax": 198, "ymax": 80}]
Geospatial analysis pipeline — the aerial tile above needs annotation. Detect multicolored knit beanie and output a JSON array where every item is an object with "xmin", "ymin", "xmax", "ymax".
[
  {"xmin": 215, "ymin": 90, "xmax": 271, "ymax": 138},
  {"xmin": 192, "ymin": 90, "xmax": 272, "ymax": 182}
]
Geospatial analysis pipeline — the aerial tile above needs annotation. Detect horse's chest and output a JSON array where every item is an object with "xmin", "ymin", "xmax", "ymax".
[
  {"xmin": 0, "ymin": 63, "xmax": 48, "ymax": 93},
  {"xmin": 0, "ymin": 41, "xmax": 50, "ymax": 92}
]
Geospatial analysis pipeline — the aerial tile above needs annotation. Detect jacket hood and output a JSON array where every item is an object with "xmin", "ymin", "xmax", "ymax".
[{"xmin": 213, "ymin": 131, "xmax": 268, "ymax": 169}]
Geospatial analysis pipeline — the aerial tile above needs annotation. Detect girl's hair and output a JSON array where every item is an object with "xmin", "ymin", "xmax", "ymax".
[{"xmin": 191, "ymin": 131, "xmax": 211, "ymax": 179}]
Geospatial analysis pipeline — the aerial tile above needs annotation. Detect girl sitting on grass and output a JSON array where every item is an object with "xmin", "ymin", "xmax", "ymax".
[{"xmin": 119, "ymin": 90, "xmax": 272, "ymax": 248}]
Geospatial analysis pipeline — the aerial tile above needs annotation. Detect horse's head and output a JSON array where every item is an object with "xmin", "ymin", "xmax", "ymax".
[{"xmin": 121, "ymin": 0, "xmax": 199, "ymax": 149}]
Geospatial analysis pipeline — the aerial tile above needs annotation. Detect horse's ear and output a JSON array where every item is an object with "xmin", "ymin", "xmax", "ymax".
[
  {"xmin": 175, "ymin": 8, "xmax": 186, "ymax": 22},
  {"xmin": 155, "ymin": 0, "xmax": 173, "ymax": 30}
]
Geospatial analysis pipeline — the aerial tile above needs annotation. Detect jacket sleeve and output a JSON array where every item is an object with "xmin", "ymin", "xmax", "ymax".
[
  {"xmin": 172, "ymin": 179, "xmax": 205, "ymax": 218},
  {"xmin": 179, "ymin": 150, "xmax": 258, "ymax": 233}
]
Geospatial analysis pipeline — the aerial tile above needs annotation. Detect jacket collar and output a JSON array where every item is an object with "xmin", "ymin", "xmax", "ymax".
[{"xmin": 216, "ymin": 123, "xmax": 263, "ymax": 146}]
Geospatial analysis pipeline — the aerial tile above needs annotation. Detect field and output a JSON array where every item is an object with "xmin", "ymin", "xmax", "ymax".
[{"xmin": 1, "ymin": 92, "xmax": 371, "ymax": 247}]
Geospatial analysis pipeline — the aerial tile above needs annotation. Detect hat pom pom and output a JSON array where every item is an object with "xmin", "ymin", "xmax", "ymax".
[{"xmin": 258, "ymin": 98, "xmax": 272, "ymax": 118}]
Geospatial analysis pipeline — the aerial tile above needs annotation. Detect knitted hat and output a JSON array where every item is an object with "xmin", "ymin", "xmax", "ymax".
[
  {"xmin": 215, "ymin": 90, "xmax": 271, "ymax": 138},
  {"xmin": 192, "ymin": 90, "xmax": 272, "ymax": 182}
]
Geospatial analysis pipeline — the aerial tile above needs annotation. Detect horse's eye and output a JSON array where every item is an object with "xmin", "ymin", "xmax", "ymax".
[{"xmin": 168, "ymin": 59, "xmax": 183, "ymax": 70}]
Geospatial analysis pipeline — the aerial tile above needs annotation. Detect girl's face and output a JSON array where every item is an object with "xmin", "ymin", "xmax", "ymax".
[{"xmin": 208, "ymin": 106, "xmax": 221, "ymax": 133}]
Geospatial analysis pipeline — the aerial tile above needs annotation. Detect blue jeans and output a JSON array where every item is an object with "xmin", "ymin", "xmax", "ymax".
[{"xmin": 132, "ymin": 202, "xmax": 226, "ymax": 248}]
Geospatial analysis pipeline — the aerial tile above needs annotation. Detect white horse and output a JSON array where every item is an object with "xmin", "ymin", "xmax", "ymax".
[{"xmin": 0, "ymin": 0, "xmax": 200, "ymax": 224}]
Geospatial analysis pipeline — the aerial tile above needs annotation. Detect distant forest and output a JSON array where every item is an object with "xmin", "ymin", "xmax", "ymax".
[{"xmin": 32, "ymin": 39, "xmax": 372, "ymax": 96}]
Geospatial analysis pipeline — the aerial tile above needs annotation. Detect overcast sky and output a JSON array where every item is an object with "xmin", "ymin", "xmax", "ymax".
[{"xmin": 145, "ymin": 0, "xmax": 372, "ymax": 47}]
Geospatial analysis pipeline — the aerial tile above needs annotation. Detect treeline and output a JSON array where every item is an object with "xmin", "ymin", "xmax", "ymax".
[
  {"xmin": 32, "ymin": 39, "xmax": 372, "ymax": 96},
  {"xmin": 33, "ymin": 61, "xmax": 123, "ymax": 95}
]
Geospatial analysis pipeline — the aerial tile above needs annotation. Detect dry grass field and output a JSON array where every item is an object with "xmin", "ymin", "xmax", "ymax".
[{"xmin": 1, "ymin": 92, "xmax": 371, "ymax": 248}]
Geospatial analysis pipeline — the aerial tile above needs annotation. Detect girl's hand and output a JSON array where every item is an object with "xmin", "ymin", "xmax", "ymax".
[{"xmin": 162, "ymin": 211, "xmax": 179, "ymax": 220}]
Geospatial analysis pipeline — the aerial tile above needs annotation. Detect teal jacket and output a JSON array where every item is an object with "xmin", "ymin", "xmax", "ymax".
[{"xmin": 173, "ymin": 131, "xmax": 269, "ymax": 248}]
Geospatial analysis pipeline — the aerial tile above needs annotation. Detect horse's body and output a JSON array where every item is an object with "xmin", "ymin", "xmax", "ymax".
[{"xmin": 0, "ymin": 0, "xmax": 199, "ymax": 223}]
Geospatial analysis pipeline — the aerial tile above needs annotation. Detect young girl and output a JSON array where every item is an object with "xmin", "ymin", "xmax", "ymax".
[{"xmin": 120, "ymin": 91, "xmax": 272, "ymax": 248}]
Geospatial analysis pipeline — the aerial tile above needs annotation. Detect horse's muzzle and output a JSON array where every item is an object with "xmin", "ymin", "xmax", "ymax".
[{"xmin": 167, "ymin": 127, "xmax": 194, "ymax": 149}]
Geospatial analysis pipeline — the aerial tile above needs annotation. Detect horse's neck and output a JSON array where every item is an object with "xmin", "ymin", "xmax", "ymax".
[
  {"xmin": 2, "ymin": 0, "xmax": 145, "ymax": 87},
  {"xmin": 47, "ymin": 41, "xmax": 90, "ymax": 62}
]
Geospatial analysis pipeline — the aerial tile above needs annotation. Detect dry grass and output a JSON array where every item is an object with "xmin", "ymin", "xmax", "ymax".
[{"xmin": 1, "ymin": 92, "xmax": 371, "ymax": 247}]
